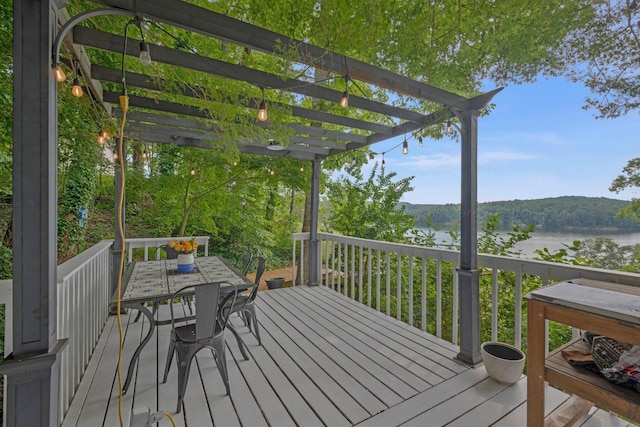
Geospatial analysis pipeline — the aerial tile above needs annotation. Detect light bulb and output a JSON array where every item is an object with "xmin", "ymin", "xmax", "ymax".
[
  {"xmin": 233, "ymin": 161, "xmax": 237, "ymax": 166},
  {"xmin": 54, "ymin": 64, "xmax": 66, "ymax": 82},
  {"xmin": 381, "ymin": 158, "xmax": 386, "ymax": 169},
  {"xmin": 446, "ymin": 121, "xmax": 453, "ymax": 135},
  {"xmin": 142, "ymin": 150, "xmax": 147, "ymax": 158},
  {"xmin": 139, "ymin": 41, "xmax": 151, "ymax": 66},
  {"xmin": 402, "ymin": 139, "xmax": 409, "ymax": 155},
  {"xmin": 97, "ymin": 136, "xmax": 105, "ymax": 145},
  {"xmin": 190, "ymin": 167, "xmax": 196, "ymax": 175},
  {"xmin": 71, "ymin": 78, "xmax": 83, "ymax": 97},
  {"xmin": 99, "ymin": 130, "xmax": 110, "ymax": 138},
  {"xmin": 258, "ymin": 100, "xmax": 267, "ymax": 121},
  {"xmin": 418, "ymin": 137, "xmax": 423, "ymax": 147},
  {"xmin": 269, "ymin": 169, "xmax": 275, "ymax": 176},
  {"xmin": 339, "ymin": 91, "xmax": 349, "ymax": 108},
  {"xmin": 113, "ymin": 151, "xmax": 119, "ymax": 160},
  {"xmin": 300, "ymin": 166, "xmax": 304, "ymax": 172}
]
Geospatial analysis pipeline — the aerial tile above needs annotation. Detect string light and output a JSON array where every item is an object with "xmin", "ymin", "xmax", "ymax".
[
  {"xmin": 71, "ymin": 61, "xmax": 83, "ymax": 97},
  {"xmin": 97, "ymin": 130, "xmax": 109, "ymax": 145},
  {"xmin": 139, "ymin": 41, "xmax": 151, "ymax": 66},
  {"xmin": 446, "ymin": 120, "xmax": 454, "ymax": 136},
  {"xmin": 300, "ymin": 165, "xmax": 304, "ymax": 172},
  {"xmin": 402, "ymin": 136, "xmax": 409, "ymax": 155},
  {"xmin": 340, "ymin": 75, "xmax": 349, "ymax": 108},
  {"xmin": 135, "ymin": 18, "xmax": 152, "ymax": 65},
  {"xmin": 269, "ymin": 168, "xmax": 275, "ymax": 176},
  {"xmin": 54, "ymin": 64, "xmax": 66, "ymax": 82},
  {"xmin": 418, "ymin": 136, "xmax": 423, "ymax": 147},
  {"xmin": 190, "ymin": 166, "xmax": 196, "ymax": 175},
  {"xmin": 381, "ymin": 154, "xmax": 385, "ymax": 169},
  {"xmin": 113, "ymin": 150, "xmax": 119, "ymax": 161},
  {"xmin": 258, "ymin": 87, "xmax": 267, "ymax": 121}
]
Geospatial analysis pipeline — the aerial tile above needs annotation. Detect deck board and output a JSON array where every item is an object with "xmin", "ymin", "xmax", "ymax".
[{"xmin": 62, "ymin": 285, "xmax": 636, "ymax": 426}]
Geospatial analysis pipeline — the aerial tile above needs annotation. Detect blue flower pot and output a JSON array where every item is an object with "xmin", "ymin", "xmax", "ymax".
[{"xmin": 177, "ymin": 253, "xmax": 195, "ymax": 273}]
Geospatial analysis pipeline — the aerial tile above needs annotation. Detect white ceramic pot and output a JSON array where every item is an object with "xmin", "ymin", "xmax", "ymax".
[
  {"xmin": 176, "ymin": 253, "xmax": 195, "ymax": 273},
  {"xmin": 481, "ymin": 341, "xmax": 526, "ymax": 384}
]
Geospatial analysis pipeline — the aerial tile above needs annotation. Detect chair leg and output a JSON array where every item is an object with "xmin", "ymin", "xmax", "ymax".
[
  {"xmin": 162, "ymin": 339, "xmax": 176, "ymax": 383},
  {"xmin": 175, "ymin": 347, "xmax": 197, "ymax": 413},
  {"xmin": 227, "ymin": 322, "xmax": 250, "ymax": 360},
  {"xmin": 212, "ymin": 342, "xmax": 230, "ymax": 395},
  {"xmin": 134, "ymin": 302, "xmax": 158, "ymax": 323},
  {"xmin": 245, "ymin": 306, "xmax": 261, "ymax": 345}
]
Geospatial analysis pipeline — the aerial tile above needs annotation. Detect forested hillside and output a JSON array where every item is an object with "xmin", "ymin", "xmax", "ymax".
[{"xmin": 402, "ymin": 196, "xmax": 640, "ymax": 231}]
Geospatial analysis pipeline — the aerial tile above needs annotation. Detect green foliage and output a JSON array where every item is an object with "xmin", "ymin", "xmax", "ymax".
[
  {"xmin": 0, "ymin": 244, "xmax": 11, "ymax": 280},
  {"xmin": 404, "ymin": 196, "xmax": 640, "ymax": 231},
  {"xmin": 325, "ymin": 164, "xmax": 416, "ymax": 242},
  {"xmin": 610, "ymin": 158, "xmax": 640, "ymax": 224}
]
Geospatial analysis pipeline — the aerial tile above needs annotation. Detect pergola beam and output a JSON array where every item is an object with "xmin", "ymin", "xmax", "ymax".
[
  {"xmin": 88, "ymin": 0, "xmax": 468, "ymax": 107},
  {"xmin": 95, "ymin": 65, "xmax": 394, "ymax": 135},
  {"xmin": 75, "ymin": 27, "xmax": 432, "ymax": 125}
]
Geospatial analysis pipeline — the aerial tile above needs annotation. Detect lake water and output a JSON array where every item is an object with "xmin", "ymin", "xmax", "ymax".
[{"xmin": 418, "ymin": 229, "xmax": 640, "ymax": 259}]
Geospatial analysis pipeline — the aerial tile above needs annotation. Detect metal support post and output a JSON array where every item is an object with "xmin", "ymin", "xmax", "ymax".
[
  {"xmin": 456, "ymin": 109, "xmax": 483, "ymax": 366},
  {"xmin": 0, "ymin": 1, "xmax": 67, "ymax": 425},
  {"xmin": 308, "ymin": 159, "xmax": 321, "ymax": 286}
]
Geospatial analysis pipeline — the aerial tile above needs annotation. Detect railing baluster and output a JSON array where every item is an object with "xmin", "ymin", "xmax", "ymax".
[
  {"xmin": 452, "ymin": 266, "xmax": 459, "ymax": 345},
  {"xmin": 515, "ymin": 265, "xmax": 523, "ymax": 349},
  {"xmin": 386, "ymin": 251, "xmax": 391, "ymax": 316},
  {"xmin": 492, "ymin": 265, "xmax": 498, "ymax": 342},
  {"xmin": 397, "ymin": 253, "xmax": 402, "ymax": 320},
  {"xmin": 331, "ymin": 240, "xmax": 336, "ymax": 291},
  {"xmin": 408, "ymin": 255, "xmax": 414, "ymax": 326},
  {"xmin": 421, "ymin": 257, "xmax": 427, "ymax": 332},
  {"xmin": 436, "ymin": 258, "xmax": 442, "ymax": 338},
  {"xmin": 358, "ymin": 246, "xmax": 364, "ymax": 304},
  {"xmin": 376, "ymin": 249, "xmax": 381, "ymax": 311}
]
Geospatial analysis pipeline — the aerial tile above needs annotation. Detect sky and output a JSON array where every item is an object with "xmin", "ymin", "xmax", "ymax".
[{"xmin": 363, "ymin": 77, "xmax": 639, "ymax": 205}]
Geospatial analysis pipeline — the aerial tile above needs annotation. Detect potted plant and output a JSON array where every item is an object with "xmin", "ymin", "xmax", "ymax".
[
  {"xmin": 266, "ymin": 277, "xmax": 285, "ymax": 289},
  {"xmin": 168, "ymin": 238, "xmax": 199, "ymax": 273},
  {"xmin": 481, "ymin": 341, "xmax": 526, "ymax": 384}
]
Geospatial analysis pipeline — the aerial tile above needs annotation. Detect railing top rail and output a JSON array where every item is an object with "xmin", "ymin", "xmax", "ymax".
[
  {"xmin": 124, "ymin": 236, "xmax": 210, "ymax": 245},
  {"xmin": 300, "ymin": 231, "xmax": 640, "ymax": 287},
  {"xmin": 57, "ymin": 240, "xmax": 112, "ymax": 282}
]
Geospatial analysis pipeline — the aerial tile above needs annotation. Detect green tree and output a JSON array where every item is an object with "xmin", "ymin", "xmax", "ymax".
[
  {"xmin": 610, "ymin": 158, "xmax": 640, "ymax": 224},
  {"xmin": 325, "ymin": 163, "xmax": 415, "ymax": 242}
]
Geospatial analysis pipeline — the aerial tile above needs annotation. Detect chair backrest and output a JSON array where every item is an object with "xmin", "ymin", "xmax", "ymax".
[
  {"xmin": 247, "ymin": 257, "xmax": 266, "ymax": 301},
  {"xmin": 253, "ymin": 257, "xmax": 266, "ymax": 285},
  {"xmin": 157, "ymin": 244, "xmax": 178, "ymax": 260},
  {"xmin": 170, "ymin": 282, "xmax": 237, "ymax": 340},
  {"xmin": 238, "ymin": 250, "xmax": 253, "ymax": 276}
]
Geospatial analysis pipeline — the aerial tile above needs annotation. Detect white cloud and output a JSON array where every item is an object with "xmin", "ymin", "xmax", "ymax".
[{"xmin": 479, "ymin": 150, "xmax": 536, "ymax": 164}]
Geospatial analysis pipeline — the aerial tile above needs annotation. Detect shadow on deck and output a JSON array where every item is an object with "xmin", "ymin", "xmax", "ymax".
[{"xmin": 61, "ymin": 285, "xmax": 628, "ymax": 427}]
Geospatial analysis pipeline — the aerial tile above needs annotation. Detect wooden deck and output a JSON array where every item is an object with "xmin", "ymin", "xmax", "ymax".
[{"xmin": 61, "ymin": 285, "xmax": 632, "ymax": 426}]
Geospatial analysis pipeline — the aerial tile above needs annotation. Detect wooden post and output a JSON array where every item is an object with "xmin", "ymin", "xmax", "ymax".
[{"xmin": 527, "ymin": 298, "xmax": 546, "ymax": 426}]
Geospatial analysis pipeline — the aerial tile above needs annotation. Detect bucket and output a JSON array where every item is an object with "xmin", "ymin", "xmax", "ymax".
[
  {"xmin": 481, "ymin": 341, "xmax": 526, "ymax": 384},
  {"xmin": 266, "ymin": 277, "xmax": 285, "ymax": 289}
]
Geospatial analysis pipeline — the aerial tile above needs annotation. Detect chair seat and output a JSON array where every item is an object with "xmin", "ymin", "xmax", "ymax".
[
  {"xmin": 174, "ymin": 322, "xmax": 223, "ymax": 342},
  {"xmin": 223, "ymin": 295, "xmax": 252, "ymax": 310}
]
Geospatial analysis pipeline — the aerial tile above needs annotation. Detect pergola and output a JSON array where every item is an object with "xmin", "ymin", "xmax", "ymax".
[{"xmin": 5, "ymin": 1, "xmax": 500, "ymax": 425}]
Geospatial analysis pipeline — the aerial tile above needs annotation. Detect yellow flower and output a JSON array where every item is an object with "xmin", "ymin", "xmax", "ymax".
[{"xmin": 168, "ymin": 239, "xmax": 199, "ymax": 254}]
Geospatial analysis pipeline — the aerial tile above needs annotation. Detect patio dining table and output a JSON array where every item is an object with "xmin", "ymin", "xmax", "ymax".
[{"xmin": 113, "ymin": 255, "xmax": 254, "ymax": 393}]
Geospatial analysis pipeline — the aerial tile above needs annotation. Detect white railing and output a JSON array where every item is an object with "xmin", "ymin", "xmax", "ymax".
[
  {"xmin": 56, "ymin": 240, "xmax": 112, "ymax": 420},
  {"xmin": 0, "ymin": 236, "xmax": 209, "ymax": 424},
  {"xmin": 125, "ymin": 236, "xmax": 210, "ymax": 262},
  {"xmin": 0, "ymin": 279, "xmax": 12, "ymax": 358},
  {"xmin": 293, "ymin": 232, "xmax": 640, "ymax": 350}
]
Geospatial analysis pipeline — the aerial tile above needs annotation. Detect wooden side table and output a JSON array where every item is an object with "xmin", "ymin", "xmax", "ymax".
[{"xmin": 526, "ymin": 278, "xmax": 640, "ymax": 426}]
